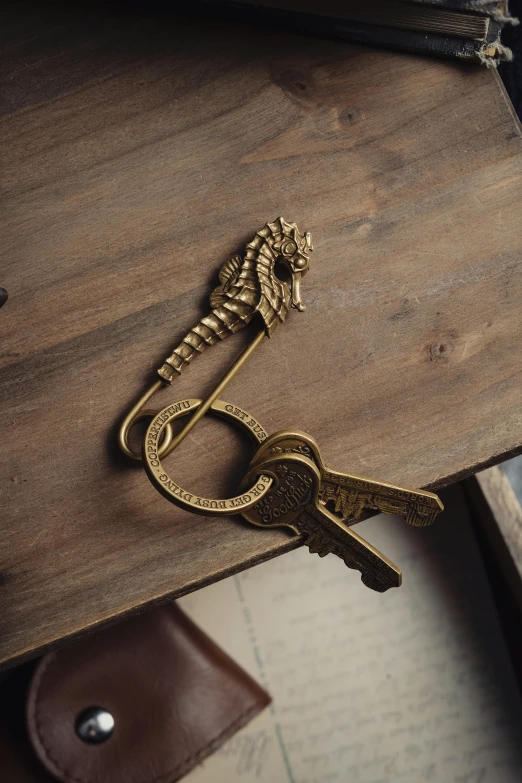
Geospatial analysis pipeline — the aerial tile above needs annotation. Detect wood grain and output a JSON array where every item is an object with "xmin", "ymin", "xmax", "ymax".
[
  {"xmin": 2, "ymin": 3, "xmax": 522, "ymax": 670},
  {"xmin": 477, "ymin": 468, "xmax": 522, "ymax": 578},
  {"xmin": 465, "ymin": 467, "xmax": 522, "ymax": 611}
]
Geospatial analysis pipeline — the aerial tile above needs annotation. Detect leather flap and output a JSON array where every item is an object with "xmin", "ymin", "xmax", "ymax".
[{"xmin": 26, "ymin": 605, "xmax": 270, "ymax": 783}]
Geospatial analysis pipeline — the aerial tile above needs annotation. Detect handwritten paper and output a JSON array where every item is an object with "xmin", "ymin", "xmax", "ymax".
[{"xmin": 182, "ymin": 486, "xmax": 522, "ymax": 782}]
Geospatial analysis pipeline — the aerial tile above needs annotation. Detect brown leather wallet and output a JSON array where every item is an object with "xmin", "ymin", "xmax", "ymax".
[{"xmin": 0, "ymin": 604, "xmax": 270, "ymax": 783}]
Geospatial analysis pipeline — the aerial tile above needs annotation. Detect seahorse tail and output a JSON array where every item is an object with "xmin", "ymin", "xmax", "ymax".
[{"xmin": 158, "ymin": 305, "xmax": 253, "ymax": 382}]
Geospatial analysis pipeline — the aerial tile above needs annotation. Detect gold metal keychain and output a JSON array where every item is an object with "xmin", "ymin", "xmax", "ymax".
[
  {"xmin": 119, "ymin": 217, "xmax": 444, "ymax": 591},
  {"xmin": 119, "ymin": 217, "xmax": 312, "ymax": 462}
]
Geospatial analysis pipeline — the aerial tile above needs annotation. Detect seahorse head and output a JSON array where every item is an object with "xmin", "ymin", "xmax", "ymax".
[{"xmin": 259, "ymin": 217, "xmax": 313, "ymax": 312}]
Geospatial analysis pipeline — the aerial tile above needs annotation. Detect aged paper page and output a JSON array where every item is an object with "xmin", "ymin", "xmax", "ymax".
[{"xmin": 182, "ymin": 487, "xmax": 522, "ymax": 782}]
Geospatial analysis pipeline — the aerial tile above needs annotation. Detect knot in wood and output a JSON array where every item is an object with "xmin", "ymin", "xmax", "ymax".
[
  {"xmin": 429, "ymin": 338, "xmax": 453, "ymax": 363},
  {"xmin": 338, "ymin": 107, "xmax": 363, "ymax": 126}
]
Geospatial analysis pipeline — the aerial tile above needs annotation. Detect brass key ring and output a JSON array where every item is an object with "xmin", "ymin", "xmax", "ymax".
[{"xmin": 143, "ymin": 398, "xmax": 274, "ymax": 515}]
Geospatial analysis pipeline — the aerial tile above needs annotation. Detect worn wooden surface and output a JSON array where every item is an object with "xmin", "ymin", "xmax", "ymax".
[
  {"xmin": 477, "ymin": 469, "xmax": 522, "ymax": 577},
  {"xmin": 2, "ymin": 3, "xmax": 522, "ymax": 670},
  {"xmin": 466, "ymin": 467, "xmax": 522, "ymax": 610}
]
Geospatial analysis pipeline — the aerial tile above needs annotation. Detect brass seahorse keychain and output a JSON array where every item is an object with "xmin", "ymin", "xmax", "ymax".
[
  {"xmin": 119, "ymin": 217, "xmax": 311, "ymax": 462},
  {"xmin": 119, "ymin": 218, "xmax": 444, "ymax": 591}
]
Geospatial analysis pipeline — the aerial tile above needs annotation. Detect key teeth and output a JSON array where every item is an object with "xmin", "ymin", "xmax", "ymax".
[
  {"xmin": 362, "ymin": 573, "xmax": 394, "ymax": 593},
  {"xmin": 306, "ymin": 533, "xmax": 332, "ymax": 559},
  {"xmin": 307, "ymin": 544, "xmax": 331, "ymax": 559},
  {"xmin": 361, "ymin": 569, "xmax": 402, "ymax": 593}
]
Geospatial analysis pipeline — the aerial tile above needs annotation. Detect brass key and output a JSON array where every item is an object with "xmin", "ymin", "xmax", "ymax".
[
  {"xmin": 241, "ymin": 451, "xmax": 402, "ymax": 593},
  {"xmin": 247, "ymin": 430, "xmax": 443, "ymax": 527}
]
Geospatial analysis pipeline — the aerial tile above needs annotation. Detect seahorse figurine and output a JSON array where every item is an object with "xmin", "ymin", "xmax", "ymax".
[{"xmin": 158, "ymin": 217, "xmax": 313, "ymax": 382}]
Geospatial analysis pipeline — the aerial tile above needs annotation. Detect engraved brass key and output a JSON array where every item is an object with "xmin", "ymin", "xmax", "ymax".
[
  {"xmin": 247, "ymin": 430, "xmax": 443, "ymax": 528},
  {"xmin": 143, "ymin": 406, "xmax": 443, "ymax": 590},
  {"xmin": 240, "ymin": 451, "xmax": 403, "ymax": 593}
]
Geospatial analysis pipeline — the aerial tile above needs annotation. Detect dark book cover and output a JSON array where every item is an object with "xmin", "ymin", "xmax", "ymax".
[{"xmin": 208, "ymin": 0, "xmax": 518, "ymax": 66}]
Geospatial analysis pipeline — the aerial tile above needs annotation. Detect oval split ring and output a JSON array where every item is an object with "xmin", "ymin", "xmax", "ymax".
[{"xmin": 143, "ymin": 398, "xmax": 274, "ymax": 515}]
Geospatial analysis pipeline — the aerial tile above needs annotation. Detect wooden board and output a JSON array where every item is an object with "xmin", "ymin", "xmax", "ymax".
[
  {"xmin": 2, "ymin": 2, "xmax": 522, "ymax": 670},
  {"xmin": 465, "ymin": 467, "xmax": 522, "ymax": 611}
]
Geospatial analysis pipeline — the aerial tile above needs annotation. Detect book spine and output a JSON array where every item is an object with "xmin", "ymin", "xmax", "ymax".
[
  {"xmin": 297, "ymin": 16, "xmax": 507, "ymax": 64},
  {"xmin": 208, "ymin": 2, "xmax": 514, "ymax": 66}
]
